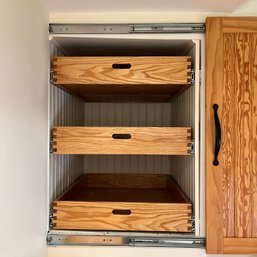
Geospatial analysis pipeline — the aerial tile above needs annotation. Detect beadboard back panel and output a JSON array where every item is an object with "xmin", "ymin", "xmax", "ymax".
[{"xmin": 48, "ymin": 37, "xmax": 200, "ymax": 236}]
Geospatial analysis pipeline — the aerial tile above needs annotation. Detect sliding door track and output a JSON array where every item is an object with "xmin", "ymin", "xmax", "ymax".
[{"xmin": 47, "ymin": 230, "xmax": 205, "ymax": 248}]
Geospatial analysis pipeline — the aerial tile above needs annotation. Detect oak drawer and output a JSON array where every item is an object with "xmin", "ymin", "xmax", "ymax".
[
  {"xmin": 53, "ymin": 174, "xmax": 192, "ymax": 232},
  {"xmin": 52, "ymin": 127, "xmax": 191, "ymax": 155},
  {"xmin": 52, "ymin": 56, "xmax": 191, "ymax": 102}
]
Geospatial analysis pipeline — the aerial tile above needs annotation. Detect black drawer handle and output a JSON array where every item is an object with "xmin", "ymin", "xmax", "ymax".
[
  {"xmin": 112, "ymin": 134, "xmax": 131, "ymax": 139},
  {"xmin": 112, "ymin": 63, "xmax": 131, "ymax": 69},
  {"xmin": 112, "ymin": 209, "xmax": 132, "ymax": 215},
  {"xmin": 213, "ymin": 104, "xmax": 221, "ymax": 166}
]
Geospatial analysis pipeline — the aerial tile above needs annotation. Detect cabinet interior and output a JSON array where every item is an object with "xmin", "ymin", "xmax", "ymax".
[{"xmin": 48, "ymin": 35, "xmax": 201, "ymax": 237}]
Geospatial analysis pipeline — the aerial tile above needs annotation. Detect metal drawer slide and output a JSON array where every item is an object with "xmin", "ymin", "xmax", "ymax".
[
  {"xmin": 47, "ymin": 230, "xmax": 205, "ymax": 248},
  {"xmin": 49, "ymin": 23, "xmax": 205, "ymax": 34}
]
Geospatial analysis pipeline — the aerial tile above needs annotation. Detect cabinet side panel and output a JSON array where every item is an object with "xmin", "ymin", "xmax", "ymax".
[
  {"xmin": 169, "ymin": 43, "xmax": 197, "ymax": 233},
  {"xmin": 49, "ymin": 41, "xmax": 85, "ymax": 206},
  {"xmin": 169, "ymin": 86, "xmax": 195, "ymax": 205}
]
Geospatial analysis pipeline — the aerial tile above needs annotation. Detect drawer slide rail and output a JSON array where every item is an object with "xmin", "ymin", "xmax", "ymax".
[
  {"xmin": 49, "ymin": 23, "xmax": 205, "ymax": 34},
  {"xmin": 47, "ymin": 231, "xmax": 205, "ymax": 248}
]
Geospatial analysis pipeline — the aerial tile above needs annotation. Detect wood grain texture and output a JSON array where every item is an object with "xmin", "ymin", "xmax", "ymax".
[
  {"xmin": 224, "ymin": 238, "xmax": 257, "ymax": 254},
  {"xmin": 53, "ymin": 174, "xmax": 192, "ymax": 232},
  {"xmin": 234, "ymin": 33, "xmax": 252, "ymax": 238},
  {"xmin": 53, "ymin": 201, "xmax": 191, "ymax": 232},
  {"xmin": 252, "ymin": 34, "xmax": 257, "ymax": 238},
  {"xmin": 52, "ymin": 127, "xmax": 191, "ymax": 155},
  {"xmin": 58, "ymin": 174, "xmax": 190, "ymax": 204},
  {"xmin": 222, "ymin": 17, "xmax": 257, "ymax": 33},
  {"xmin": 223, "ymin": 31, "xmax": 257, "ymax": 241},
  {"xmin": 223, "ymin": 33, "xmax": 235, "ymax": 237},
  {"xmin": 53, "ymin": 56, "xmax": 191, "ymax": 102},
  {"xmin": 206, "ymin": 17, "xmax": 257, "ymax": 254},
  {"xmin": 53, "ymin": 56, "xmax": 191, "ymax": 85},
  {"xmin": 59, "ymin": 174, "xmax": 188, "ymax": 203},
  {"xmin": 206, "ymin": 17, "xmax": 224, "ymax": 254}
]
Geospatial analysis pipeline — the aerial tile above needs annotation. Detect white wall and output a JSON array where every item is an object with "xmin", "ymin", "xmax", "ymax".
[
  {"xmin": 48, "ymin": 246, "xmax": 257, "ymax": 257},
  {"xmin": 232, "ymin": 0, "xmax": 257, "ymax": 15},
  {"xmin": 49, "ymin": 11, "xmax": 227, "ymax": 23},
  {"xmin": 0, "ymin": 0, "xmax": 49, "ymax": 257},
  {"xmin": 48, "ymin": 0, "xmax": 257, "ymax": 23}
]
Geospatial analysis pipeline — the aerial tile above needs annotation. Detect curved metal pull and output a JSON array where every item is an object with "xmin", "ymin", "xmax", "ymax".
[{"xmin": 213, "ymin": 104, "xmax": 221, "ymax": 166}]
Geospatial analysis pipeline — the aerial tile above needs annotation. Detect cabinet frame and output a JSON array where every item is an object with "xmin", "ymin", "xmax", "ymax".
[{"xmin": 47, "ymin": 31, "xmax": 204, "ymax": 246}]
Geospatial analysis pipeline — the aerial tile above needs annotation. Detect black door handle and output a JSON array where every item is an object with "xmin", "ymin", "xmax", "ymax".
[{"xmin": 213, "ymin": 104, "xmax": 221, "ymax": 166}]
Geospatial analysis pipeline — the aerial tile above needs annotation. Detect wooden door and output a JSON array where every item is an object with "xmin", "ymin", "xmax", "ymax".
[{"xmin": 206, "ymin": 17, "xmax": 257, "ymax": 254}]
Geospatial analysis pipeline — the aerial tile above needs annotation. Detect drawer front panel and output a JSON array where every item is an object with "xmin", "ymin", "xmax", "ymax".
[
  {"xmin": 52, "ymin": 127, "xmax": 191, "ymax": 155},
  {"xmin": 53, "ymin": 201, "xmax": 192, "ymax": 232},
  {"xmin": 53, "ymin": 56, "xmax": 191, "ymax": 85}
]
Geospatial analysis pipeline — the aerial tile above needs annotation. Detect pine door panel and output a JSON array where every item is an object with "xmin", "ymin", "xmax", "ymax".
[{"xmin": 206, "ymin": 17, "xmax": 257, "ymax": 254}]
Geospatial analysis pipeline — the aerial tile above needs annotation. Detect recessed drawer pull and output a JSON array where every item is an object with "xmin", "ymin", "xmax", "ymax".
[
  {"xmin": 112, "ymin": 63, "xmax": 131, "ymax": 69},
  {"xmin": 112, "ymin": 209, "xmax": 132, "ymax": 215},
  {"xmin": 112, "ymin": 134, "xmax": 131, "ymax": 139}
]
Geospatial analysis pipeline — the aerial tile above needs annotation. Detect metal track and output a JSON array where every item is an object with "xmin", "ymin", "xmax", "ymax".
[
  {"xmin": 49, "ymin": 23, "xmax": 205, "ymax": 34},
  {"xmin": 47, "ymin": 230, "xmax": 205, "ymax": 248}
]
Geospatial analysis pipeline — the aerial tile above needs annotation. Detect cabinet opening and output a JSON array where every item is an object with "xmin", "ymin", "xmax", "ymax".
[{"xmin": 48, "ymin": 35, "xmax": 201, "ymax": 238}]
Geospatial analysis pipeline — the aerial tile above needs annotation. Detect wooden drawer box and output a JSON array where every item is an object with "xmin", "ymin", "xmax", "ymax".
[
  {"xmin": 53, "ymin": 56, "xmax": 191, "ymax": 102},
  {"xmin": 52, "ymin": 127, "xmax": 191, "ymax": 155},
  {"xmin": 53, "ymin": 174, "xmax": 192, "ymax": 232}
]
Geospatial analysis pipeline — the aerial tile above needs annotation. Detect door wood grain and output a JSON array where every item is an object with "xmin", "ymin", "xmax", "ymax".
[{"xmin": 206, "ymin": 17, "xmax": 257, "ymax": 254}]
